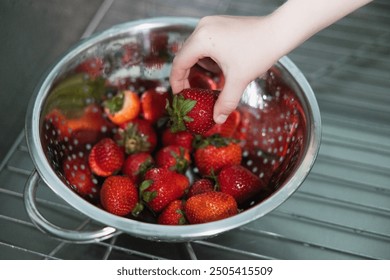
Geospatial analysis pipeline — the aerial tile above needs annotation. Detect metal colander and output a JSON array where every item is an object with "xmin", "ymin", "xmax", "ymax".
[{"xmin": 24, "ymin": 17, "xmax": 321, "ymax": 242}]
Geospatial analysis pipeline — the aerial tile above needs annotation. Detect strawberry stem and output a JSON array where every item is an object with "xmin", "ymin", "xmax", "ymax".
[
  {"xmin": 117, "ymin": 122, "xmax": 151, "ymax": 154},
  {"xmin": 170, "ymin": 147, "xmax": 189, "ymax": 174},
  {"xmin": 131, "ymin": 202, "xmax": 144, "ymax": 217}
]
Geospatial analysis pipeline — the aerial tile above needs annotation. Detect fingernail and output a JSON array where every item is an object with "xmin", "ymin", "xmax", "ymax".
[{"xmin": 215, "ymin": 114, "xmax": 228, "ymax": 124}]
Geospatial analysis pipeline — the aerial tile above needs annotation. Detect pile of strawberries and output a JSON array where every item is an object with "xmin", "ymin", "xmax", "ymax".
[{"xmin": 44, "ymin": 59, "xmax": 273, "ymax": 226}]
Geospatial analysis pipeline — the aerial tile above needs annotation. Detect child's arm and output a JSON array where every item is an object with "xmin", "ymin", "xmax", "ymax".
[{"xmin": 169, "ymin": 0, "xmax": 373, "ymax": 123}]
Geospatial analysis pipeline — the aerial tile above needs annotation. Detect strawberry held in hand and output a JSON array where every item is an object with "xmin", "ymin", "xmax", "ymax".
[{"xmin": 167, "ymin": 88, "xmax": 219, "ymax": 136}]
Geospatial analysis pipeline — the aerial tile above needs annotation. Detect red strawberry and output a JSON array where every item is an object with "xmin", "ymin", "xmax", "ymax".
[
  {"xmin": 66, "ymin": 104, "xmax": 114, "ymax": 146},
  {"xmin": 44, "ymin": 109, "xmax": 72, "ymax": 141},
  {"xmin": 122, "ymin": 152, "xmax": 154, "ymax": 184},
  {"xmin": 194, "ymin": 135, "xmax": 242, "ymax": 176},
  {"xmin": 162, "ymin": 128, "xmax": 194, "ymax": 152},
  {"xmin": 140, "ymin": 168, "xmax": 189, "ymax": 213},
  {"xmin": 62, "ymin": 154, "xmax": 99, "ymax": 199},
  {"xmin": 188, "ymin": 64, "xmax": 218, "ymax": 90},
  {"xmin": 187, "ymin": 178, "xmax": 214, "ymax": 198},
  {"xmin": 115, "ymin": 118, "xmax": 157, "ymax": 154},
  {"xmin": 167, "ymin": 88, "xmax": 219, "ymax": 136},
  {"xmin": 100, "ymin": 175, "xmax": 140, "ymax": 216},
  {"xmin": 188, "ymin": 63, "xmax": 225, "ymax": 90},
  {"xmin": 103, "ymin": 90, "xmax": 141, "ymax": 125},
  {"xmin": 205, "ymin": 109, "xmax": 241, "ymax": 138},
  {"xmin": 44, "ymin": 104, "xmax": 114, "ymax": 152},
  {"xmin": 88, "ymin": 138, "xmax": 125, "ymax": 177},
  {"xmin": 140, "ymin": 88, "xmax": 169, "ymax": 124},
  {"xmin": 155, "ymin": 145, "xmax": 191, "ymax": 174},
  {"xmin": 185, "ymin": 192, "xmax": 238, "ymax": 224},
  {"xmin": 218, "ymin": 165, "xmax": 266, "ymax": 205},
  {"xmin": 75, "ymin": 57, "xmax": 104, "ymax": 79},
  {"xmin": 157, "ymin": 200, "xmax": 187, "ymax": 225}
]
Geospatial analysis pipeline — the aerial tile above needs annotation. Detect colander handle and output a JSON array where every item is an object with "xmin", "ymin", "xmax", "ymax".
[{"xmin": 24, "ymin": 171, "xmax": 119, "ymax": 243}]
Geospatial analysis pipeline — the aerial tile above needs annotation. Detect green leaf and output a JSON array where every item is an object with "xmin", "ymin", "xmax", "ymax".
[
  {"xmin": 143, "ymin": 190, "xmax": 157, "ymax": 203},
  {"xmin": 180, "ymin": 99, "xmax": 196, "ymax": 115},
  {"xmin": 43, "ymin": 73, "xmax": 107, "ymax": 117},
  {"xmin": 131, "ymin": 202, "xmax": 144, "ymax": 217},
  {"xmin": 139, "ymin": 179, "xmax": 153, "ymax": 193}
]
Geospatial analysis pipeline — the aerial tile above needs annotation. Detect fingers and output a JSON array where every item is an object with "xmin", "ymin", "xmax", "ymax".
[
  {"xmin": 169, "ymin": 64, "xmax": 190, "ymax": 94},
  {"xmin": 169, "ymin": 34, "xmax": 206, "ymax": 94},
  {"xmin": 213, "ymin": 75, "xmax": 248, "ymax": 124}
]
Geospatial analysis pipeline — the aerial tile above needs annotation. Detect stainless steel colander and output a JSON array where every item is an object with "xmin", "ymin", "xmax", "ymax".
[{"xmin": 24, "ymin": 17, "xmax": 321, "ymax": 242}]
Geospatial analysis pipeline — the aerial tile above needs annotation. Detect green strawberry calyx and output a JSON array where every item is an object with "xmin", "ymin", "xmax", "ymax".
[
  {"xmin": 103, "ymin": 91, "xmax": 124, "ymax": 114},
  {"xmin": 166, "ymin": 94, "xmax": 196, "ymax": 133}
]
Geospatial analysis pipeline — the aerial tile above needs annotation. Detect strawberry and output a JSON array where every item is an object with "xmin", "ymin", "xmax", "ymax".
[
  {"xmin": 205, "ymin": 109, "xmax": 241, "ymax": 138},
  {"xmin": 75, "ymin": 57, "xmax": 104, "ymax": 79},
  {"xmin": 188, "ymin": 64, "xmax": 218, "ymax": 90},
  {"xmin": 157, "ymin": 200, "xmax": 187, "ymax": 225},
  {"xmin": 62, "ymin": 154, "xmax": 99, "ymax": 199},
  {"xmin": 185, "ymin": 192, "xmax": 238, "ymax": 224},
  {"xmin": 194, "ymin": 135, "xmax": 242, "ymax": 176},
  {"xmin": 166, "ymin": 88, "xmax": 219, "ymax": 136},
  {"xmin": 122, "ymin": 152, "xmax": 154, "ymax": 184},
  {"xmin": 187, "ymin": 178, "xmax": 214, "ymax": 198},
  {"xmin": 66, "ymin": 104, "xmax": 115, "ymax": 146},
  {"xmin": 162, "ymin": 128, "xmax": 194, "ymax": 152},
  {"xmin": 218, "ymin": 165, "xmax": 266, "ymax": 205},
  {"xmin": 115, "ymin": 118, "xmax": 157, "ymax": 154},
  {"xmin": 44, "ymin": 109, "xmax": 72, "ymax": 141},
  {"xmin": 140, "ymin": 168, "xmax": 189, "ymax": 213},
  {"xmin": 140, "ymin": 87, "xmax": 169, "ymax": 124},
  {"xmin": 88, "ymin": 138, "xmax": 125, "ymax": 177},
  {"xmin": 155, "ymin": 145, "xmax": 191, "ymax": 174},
  {"xmin": 103, "ymin": 90, "xmax": 141, "ymax": 125},
  {"xmin": 188, "ymin": 63, "xmax": 225, "ymax": 90},
  {"xmin": 100, "ymin": 175, "xmax": 140, "ymax": 216},
  {"xmin": 44, "ymin": 104, "xmax": 114, "ymax": 152}
]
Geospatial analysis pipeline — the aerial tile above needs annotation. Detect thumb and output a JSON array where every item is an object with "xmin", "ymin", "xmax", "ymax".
[{"xmin": 213, "ymin": 76, "xmax": 248, "ymax": 124}]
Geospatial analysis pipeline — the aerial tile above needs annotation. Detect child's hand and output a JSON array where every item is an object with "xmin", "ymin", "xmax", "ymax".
[
  {"xmin": 170, "ymin": 15, "xmax": 282, "ymax": 124},
  {"xmin": 170, "ymin": 0, "xmax": 372, "ymax": 124}
]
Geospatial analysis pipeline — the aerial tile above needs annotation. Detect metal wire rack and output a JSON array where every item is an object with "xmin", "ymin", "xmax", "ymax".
[{"xmin": 0, "ymin": 0, "xmax": 389, "ymax": 259}]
